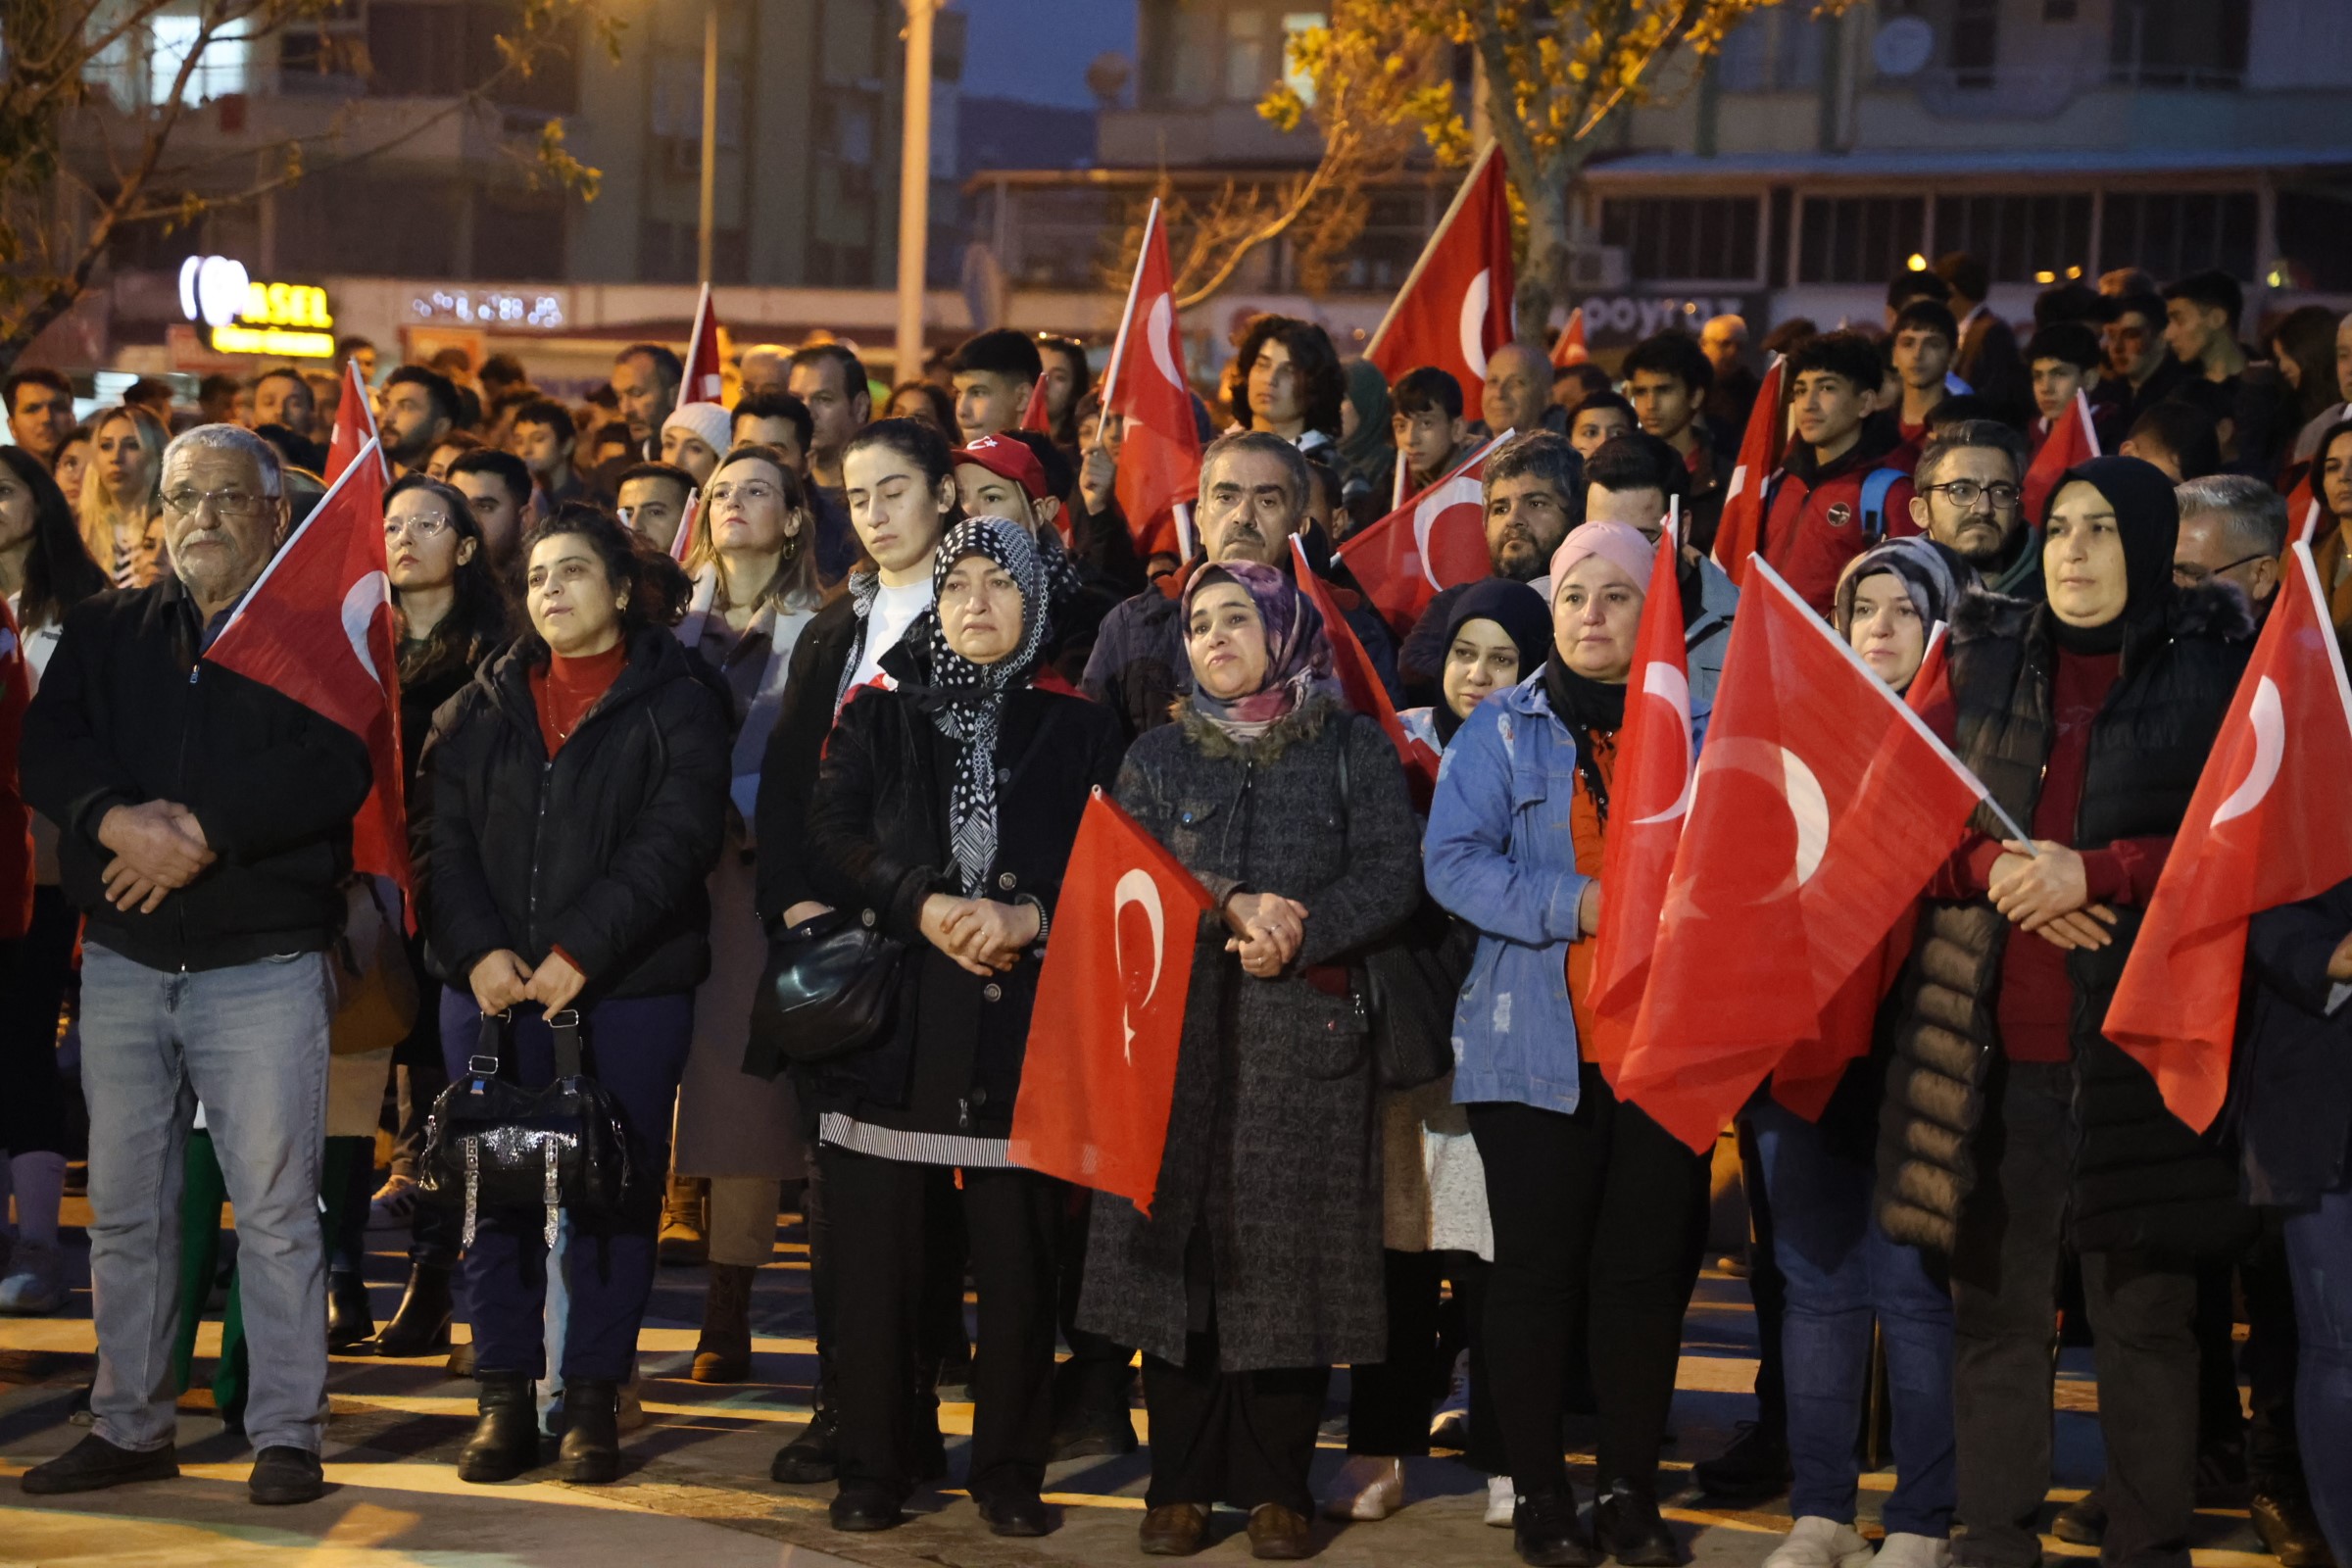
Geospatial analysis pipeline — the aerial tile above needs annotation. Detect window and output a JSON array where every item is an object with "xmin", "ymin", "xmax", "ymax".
[
  {"xmin": 2098, "ymin": 191, "xmax": 2257, "ymax": 283},
  {"xmin": 1933, "ymin": 193, "xmax": 2093, "ymax": 282},
  {"xmin": 149, "ymin": 14, "xmax": 251, "ymax": 104},
  {"xmin": 1599, "ymin": 196, "xmax": 1762, "ymax": 283},
  {"xmin": 1796, "ymin": 196, "xmax": 1925, "ymax": 285},
  {"xmin": 1716, "ymin": 11, "xmax": 1822, "ymax": 92},
  {"xmin": 1224, "ymin": 8, "xmax": 1266, "ymax": 102},
  {"xmin": 1950, "ymin": 0, "xmax": 1998, "ymax": 88},
  {"xmin": 2109, "ymin": 0, "xmax": 2247, "ymax": 87},
  {"xmin": 650, "ymin": 53, "xmax": 745, "ymax": 151}
]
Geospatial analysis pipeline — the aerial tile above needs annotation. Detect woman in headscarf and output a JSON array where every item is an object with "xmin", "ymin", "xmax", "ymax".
[
  {"xmin": 1325, "ymin": 576, "xmax": 1552, "ymax": 1527},
  {"xmin": 1334, "ymin": 358, "xmax": 1397, "ymax": 536},
  {"xmin": 1745, "ymin": 535, "xmax": 1978, "ymax": 1568},
  {"xmin": 1081, "ymin": 562, "xmax": 1420, "ymax": 1561},
  {"xmin": 1424, "ymin": 520, "xmax": 1722, "ymax": 1567},
  {"xmin": 801, "ymin": 516, "xmax": 1126, "ymax": 1539},
  {"xmin": 1879, "ymin": 457, "xmax": 2256, "ymax": 1568}
]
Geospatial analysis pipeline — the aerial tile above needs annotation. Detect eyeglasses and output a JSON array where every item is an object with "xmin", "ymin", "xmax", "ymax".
[
  {"xmin": 161, "ymin": 486, "xmax": 270, "ymax": 519},
  {"xmin": 384, "ymin": 514, "xmax": 454, "ymax": 540},
  {"xmin": 707, "ymin": 480, "xmax": 779, "ymax": 506},
  {"xmin": 2173, "ymin": 553, "xmax": 2268, "ymax": 587},
  {"xmin": 1921, "ymin": 479, "xmax": 2020, "ymax": 510}
]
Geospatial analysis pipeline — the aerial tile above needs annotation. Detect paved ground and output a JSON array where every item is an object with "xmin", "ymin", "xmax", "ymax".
[{"xmin": 0, "ymin": 1195, "xmax": 2278, "ymax": 1568}]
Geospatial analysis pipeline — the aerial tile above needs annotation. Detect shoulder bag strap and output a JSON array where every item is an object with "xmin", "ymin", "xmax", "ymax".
[
  {"xmin": 469, "ymin": 1011, "xmax": 506, "ymax": 1078},
  {"xmin": 547, "ymin": 1007, "xmax": 587, "ymax": 1079}
]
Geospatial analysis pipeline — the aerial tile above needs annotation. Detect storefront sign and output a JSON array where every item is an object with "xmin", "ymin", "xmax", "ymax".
[
  {"xmin": 1570, "ymin": 292, "xmax": 1764, "ymax": 349},
  {"xmin": 406, "ymin": 287, "xmax": 568, "ymax": 330},
  {"xmin": 178, "ymin": 255, "xmax": 335, "ymax": 357}
]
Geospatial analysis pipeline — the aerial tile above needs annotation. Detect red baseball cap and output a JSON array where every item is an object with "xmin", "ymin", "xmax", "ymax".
[{"xmin": 951, "ymin": 433, "xmax": 1050, "ymax": 503}]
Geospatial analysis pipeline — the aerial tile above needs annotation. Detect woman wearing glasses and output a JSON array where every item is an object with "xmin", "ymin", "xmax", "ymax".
[{"xmin": 667, "ymin": 445, "xmax": 831, "ymax": 1384}]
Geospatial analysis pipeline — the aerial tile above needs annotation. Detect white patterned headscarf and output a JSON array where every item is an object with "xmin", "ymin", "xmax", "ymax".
[{"xmin": 917, "ymin": 516, "xmax": 1051, "ymax": 896}]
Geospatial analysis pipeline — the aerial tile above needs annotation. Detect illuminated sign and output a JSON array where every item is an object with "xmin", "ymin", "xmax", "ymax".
[
  {"xmin": 178, "ymin": 255, "xmax": 336, "ymax": 358},
  {"xmin": 408, "ymin": 287, "xmax": 568, "ymax": 330}
]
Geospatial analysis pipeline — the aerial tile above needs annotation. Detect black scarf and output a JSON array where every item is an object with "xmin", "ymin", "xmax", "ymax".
[{"xmin": 1544, "ymin": 651, "xmax": 1627, "ymax": 821}]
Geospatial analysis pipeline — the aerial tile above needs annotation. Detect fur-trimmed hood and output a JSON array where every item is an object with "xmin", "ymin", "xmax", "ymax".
[
  {"xmin": 1948, "ymin": 578, "xmax": 2257, "ymax": 666},
  {"xmin": 1168, "ymin": 688, "xmax": 1339, "ymax": 763}
]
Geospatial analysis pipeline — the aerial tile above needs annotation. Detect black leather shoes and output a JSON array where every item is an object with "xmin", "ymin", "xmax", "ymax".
[
  {"xmin": 770, "ymin": 1405, "xmax": 839, "ymax": 1484},
  {"xmin": 2252, "ymin": 1486, "xmax": 2336, "ymax": 1568},
  {"xmin": 457, "ymin": 1371, "xmax": 540, "ymax": 1483},
  {"xmin": 372, "ymin": 1263, "xmax": 453, "ymax": 1358},
  {"xmin": 977, "ymin": 1489, "xmax": 1053, "ymax": 1537},
  {"xmin": 1513, "ymin": 1485, "xmax": 1593, "ymax": 1568},
  {"xmin": 326, "ymin": 1271, "xmax": 374, "ymax": 1350},
  {"xmin": 248, "ymin": 1446, "xmax": 324, "ymax": 1505},
  {"xmin": 20, "ymin": 1434, "xmax": 178, "ymax": 1495},
  {"xmin": 558, "ymin": 1378, "xmax": 621, "ymax": 1483},
  {"xmin": 1593, "ymin": 1485, "xmax": 1682, "ymax": 1567},
  {"xmin": 829, "ymin": 1481, "xmax": 905, "ymax": 1532},
  {"xmin": 1690, "ymin": 1421, "xmax": 1789, "ymax": 1504}
]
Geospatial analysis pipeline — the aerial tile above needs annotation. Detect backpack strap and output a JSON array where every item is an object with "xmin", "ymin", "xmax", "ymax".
[{"xmin": 1860, "ymin": 467, "xmax": 1904, "ymax": 546}]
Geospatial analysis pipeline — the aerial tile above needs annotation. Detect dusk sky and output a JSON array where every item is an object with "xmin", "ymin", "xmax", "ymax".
[{"xmin": 956, "ymin": 0, "xmax": 1139, "ymax": 109}]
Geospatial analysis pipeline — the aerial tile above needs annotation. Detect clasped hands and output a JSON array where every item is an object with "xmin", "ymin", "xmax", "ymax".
[
  {"xmin": 1224, "ymin": 889, "xmax": 1309, "ymax": 979},
  {"xmin": 96, "ymin": 800, "xmax": 215, "ymax": 912},
  {"xmin": 920, "ymin": 894, "xmax": 1041, "ymax": 977},
  {"xmin": 468, "ymin": 949, "xmax": 587, "ymax": 1015},
  {"xmin": 1989, "ymin": 839, "xmax": 2118, "ymax": 952}
]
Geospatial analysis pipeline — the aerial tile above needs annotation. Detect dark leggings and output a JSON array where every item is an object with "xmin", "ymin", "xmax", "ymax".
[
  {"xmin": 1468, "ymin": 1071, "xmax": 1712, "ymax": 1498},
  {"xmin": 0, "ymin": 887, "xmax": 77, "ymax": 1158}
]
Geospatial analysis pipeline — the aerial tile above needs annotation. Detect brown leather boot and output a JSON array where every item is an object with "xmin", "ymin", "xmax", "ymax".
[{"xmin": 690, "ymin": 1262, "xmax": 755, "ymax": 1383}]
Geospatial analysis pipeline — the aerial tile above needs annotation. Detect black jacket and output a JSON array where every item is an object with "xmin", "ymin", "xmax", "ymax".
[
  {"xmin": 23, "ymin": 577, "xmax": 373, "ymax": 971},
  {"xmin": 1877, "ymin": 585, "xmax": 2256, "ymax": 1260},
  {"xmin": 415, "ymin": 626, "xmax": 729, "ymax": 1002},
  {"xmin": 754, "ymin": 591, "xmax": 868, "ymax": 925},
  {"xmin": 2236, "ymin": 881, "xmax": 2352, "ymax": 1207},
  {"xmin": 777, "ymin": 641, "xmax": 1126, "ymax": 1131}
]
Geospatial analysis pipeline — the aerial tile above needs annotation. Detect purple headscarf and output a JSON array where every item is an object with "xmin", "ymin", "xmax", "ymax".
[{"xmin": 1181, "ymin": 560, "xmax": 1335, "ymax": 740}]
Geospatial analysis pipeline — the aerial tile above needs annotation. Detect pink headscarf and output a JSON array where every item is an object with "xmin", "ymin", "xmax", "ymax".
[{"xmin": 1546, "ymin": 520, "xmax": 1655, "ymax": 598}]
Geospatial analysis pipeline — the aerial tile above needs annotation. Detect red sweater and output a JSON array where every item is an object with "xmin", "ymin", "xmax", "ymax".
[{"xmin": 529, "ymin": 643, "xmax": 626, "ymax": 758}]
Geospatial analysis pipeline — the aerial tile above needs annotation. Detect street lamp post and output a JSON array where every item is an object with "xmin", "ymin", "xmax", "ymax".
[
  {"xmin": 697, "ymin": 0, "xmax": 719, "ymax": 285},
  {"xmin": 894, "ymin": 0, "xmax": 935, "ymax": 383}
]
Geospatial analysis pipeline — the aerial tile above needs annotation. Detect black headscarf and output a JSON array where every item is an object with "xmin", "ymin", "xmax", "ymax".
[
  {"xmin": 2042, "ymin": 455, "xmax": 2179, "ymax": 656},
  {"xmin": 1544, "ymin": 654, "xmax": 1628, "ymax": 820},
  {"xmin": 1435, "ymin": 578, "xmax": 1551, "ymax": 745}
]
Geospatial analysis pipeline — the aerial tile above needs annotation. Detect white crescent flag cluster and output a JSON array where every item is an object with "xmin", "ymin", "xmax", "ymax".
[
  {"xmin": 1111, "ymin": 867, "xmax": 1167, "ymax": 1064},
  {"xmin": 1410, "ymin": 474, "xmax": 1486, "ymax": 590}
]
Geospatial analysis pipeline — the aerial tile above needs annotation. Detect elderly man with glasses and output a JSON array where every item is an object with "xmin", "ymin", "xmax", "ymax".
[
  {"xmin": 1907, "ymin": 419, "xmax": 2038, "ymax": 596},
  {"xmin": 20, "ymin": 424, "xmax": 373, "ymax": 1508}
]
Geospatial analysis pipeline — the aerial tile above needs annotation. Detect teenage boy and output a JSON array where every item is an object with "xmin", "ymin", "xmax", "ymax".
[
  {"xmin": 2163, "ymin": 270, "xmax": 2251, "ymax": 386},
  {"xmin": 2093, "ymin": 292, "xmax": 2192, "ymax": 437},
  {"xmin": 2026, "ymin": 322, "xmax": 2112, "ymax": 453},
  {"xmin": 1759, "ymin": 330, "xmax": 1919, "ymax": 613},
  {"xmin": 1566, "ymin": 390, "xmax": 1637, "ymax": 462},
  {"xmin": 508, "ymin": 398, "xmax": 583, "ymax": 511},
  {"xmin": 1391, "ymin": 368, "xmax": 1473, "ymax": 496},
  {"xmin": 1889, "ymin": 300, "xmax": 1960, "ymax": 451},
  {"xmin": 949, "ymin": 327, "xmax": 1044, "ymax": 446},
  {"xmin": 1622, "ymin": 331, "xmax": 1726, "ymax": 551}
]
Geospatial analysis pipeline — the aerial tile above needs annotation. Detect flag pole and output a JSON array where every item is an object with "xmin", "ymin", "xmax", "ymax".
[
  {"xmin": 1095, "ymin": 197, "xmax": 1158, "ymax": 456},
  {"xmin": 1364, "ymin": 142, "xmax": 1497, "ymax": 365},
  {"xmin": 683, "ymin": 282, "xmax": 713, "ymax": 400}
]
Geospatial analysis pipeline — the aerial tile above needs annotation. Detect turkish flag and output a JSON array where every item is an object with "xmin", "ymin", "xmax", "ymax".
[
  {"xmin": 1365, "ymin": 145, "xmax": 1515, "ymax": 404},
  {"xmin": 1019, "ymin": 371, "xmax": 1054, "ymax": 436},
  {"xmin": 1589, "ymin": 522, "xmax": 1690, "ymax": 1028},
  {"xmin": 1009, "ymin": 789, "xmax": 1217, "ymax": 1212},
  {"xmin": 682, "ymin": 282, "xmax": 724, "ymax": 405},
  {"xmin": 667, "ymin": 484, "xmax": 703, "ymax": 564},
  {"xmin": 1709, "ymin": 356, "xmax": 1786, "ymax": 589},
  {"xmin": 1335, "ymin": 429, "xmax": 1511, "ymax": 640},
  {"xmin": 1614, "ymin": 559, "xmax": 1989, "ymax": 1152},
  {"xmin": 324, "ymin": 357, "xmax": 386, "ymax": 484},
  {"xmin": 1291, "ymin": 537, "xmax": 1440, "ymax": 808},
  {"xmin": 2288, "ymin": 477, "xmax": 2320, "ymax": 547},
  {"xmin": 2104, "ymin": 545, "xmax": 2352, "ymax": 1132},
  {"xmin": 1102, "ymin": 199, "xmax": 1200, "ymax": 562},
  {"xmin": 1550, "ymin": 307, "xmax": 1589, "ymax": 369},
  {"xmin": 2023, "ymin": 386, "xmax": 2100, "ymax": 524},
  {"xmin": 202, "ymin": 442, "xmax": 408, "ymax": 898}
]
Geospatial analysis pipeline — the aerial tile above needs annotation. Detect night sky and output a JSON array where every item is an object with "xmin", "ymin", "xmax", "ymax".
[{"xmin": 955, "ymin": 0, "xmax": 1140, "ymax": 110}]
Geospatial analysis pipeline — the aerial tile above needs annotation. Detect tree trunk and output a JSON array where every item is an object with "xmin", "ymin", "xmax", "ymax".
[{"xmin": 1515, "ymin": 171, "xmax": 1573, "ymax": 348}]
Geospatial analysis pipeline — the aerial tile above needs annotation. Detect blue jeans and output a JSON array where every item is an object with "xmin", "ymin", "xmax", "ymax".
[
  {"xmin": 77, "ymin": 945, "xmax": 333, "ymax": 1455},
  {"xmin": 1752, "ymin": 1095, "xmax": 1956, "ymax": 1537},
  {"xmin": 2284, "ymin": 1178, "xmax": 2352, "ymax": 1562},
  {"xmin": 436, "ymin": 988, "xmax": 692, "ymax": 1383}
]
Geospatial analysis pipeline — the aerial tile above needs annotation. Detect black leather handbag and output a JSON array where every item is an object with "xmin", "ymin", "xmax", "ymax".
[
  {"xmin": 749, "ymin": 906, "xmax": 906, "ymax": 1068},
  {"xmin": 416, "ymin": 1010, "xmax": 633, "ymax": 1246},
  {"xmin": 1336, "ymin": 721, "xmax": 1470, "ymax": 1090}
]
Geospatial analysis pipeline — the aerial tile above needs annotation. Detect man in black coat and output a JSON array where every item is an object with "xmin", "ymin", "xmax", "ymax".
[{"xmin": 20, "ymin": 425, "xmax": 372, "ymax": 1507}]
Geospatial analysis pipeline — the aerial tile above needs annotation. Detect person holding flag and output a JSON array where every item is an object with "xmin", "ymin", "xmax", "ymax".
[
  {"xmin": 1423, "ymin": 520, "xmax": 1721, "ymax": 1568},
  {"xmin": 1876, "ymin": 457, "xmax": 2256, "ymax": 1568},
  {"xmin": 1078, "ymin": 561, "xmax": 1420, "ymax": 1562},
  {"xmin": 20, "ymin": 425, "xmax": 373, "ymax": 1506}
]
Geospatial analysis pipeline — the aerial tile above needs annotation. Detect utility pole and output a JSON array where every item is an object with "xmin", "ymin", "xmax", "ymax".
[
  {"xmin": 894, "ymin": 0, "xmax": 936, "ymax": 383},
  {"xmin": 697, "ymin": 0, "xmax": 720, "ymax": 284}
]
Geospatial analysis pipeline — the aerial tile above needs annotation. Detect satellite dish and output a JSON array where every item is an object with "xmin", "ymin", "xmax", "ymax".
[
  {"xmin": 1873, "ymin": 17, "xmax": 1936, "ymax": 77},
  {"xmin": 1087, "ymin": 51, "xmax": 1132, "ymax": 109}
]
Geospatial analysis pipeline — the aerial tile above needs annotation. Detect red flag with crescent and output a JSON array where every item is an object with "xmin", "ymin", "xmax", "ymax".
[
  {"xmin": 1336, "ymin": 429, "xmax": 1512, "ymax": 641},
  {"xmin": 1365, "ymin": 145, "xmax": 1515, "ymax": 405},
  {"xmin": 2023, "ymin": 386, "xmax": 2101, "ymax": 525},
  {"xmin": 682, "ymin": 282, "xmax": 725, "ymax": 405},
  {"xmin": 1590, "ymin": 521, "xmax": 1690, "ymax": 1032},
  {"xmin": 1550, "ymin": 307, "xmax": 1589, "ymax": 369},
  {"xmin": 1709, "ymin": 356, "xmax": 1786, "ymax": 588},
  {"xmin": 2105, "ymin": 545, "xmax": 2352, "ymax": 1132},
  {"xmin": 1291, "ymin": 537, "xmax": 1440, "ymax": 809},
  {"xmin": 1019, "ymin": 370, "xmax": 1054, "ymax": 436},
  {"xmin": 1101, "ymin": 199, "xmax": 1200, "ymax": 562},
  {"xmin": 324, "ymin": 357, "xmax": 386, "ymax": 485},
  {"xmin": 1615, "ymin": 559, "xmax": 1988, "ymax": 1152},
  {"xmin": 1009, "ymin": 789, "xmax": 1217, "ymax": 1213},
  {"xmin": 201, "ymin": 442, "xmax": 408, "ymax": 899}
]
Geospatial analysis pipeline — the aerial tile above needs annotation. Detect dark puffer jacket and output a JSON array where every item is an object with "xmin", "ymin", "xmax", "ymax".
[
  {"xmin": 1876, "ymin": 584, "xmax": 2256, "ymax": 1260},
  {"xmin": 416, "ymin": 625, "xmax": 730, "ymax": 1002}
]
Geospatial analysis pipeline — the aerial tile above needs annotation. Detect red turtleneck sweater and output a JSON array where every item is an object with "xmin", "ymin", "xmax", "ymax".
[{"xmin": 530, "ymin": 642, "xmax": 626, "ymax": 757}]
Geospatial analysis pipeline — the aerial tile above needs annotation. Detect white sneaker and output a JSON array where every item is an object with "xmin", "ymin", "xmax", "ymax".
[
  {"xmin": 1764, "ymin": 1516, "xmax": 1876, "ymax": 1568},
  {"xmin": 1320, "ymin": 1453, "xmax": 1404, "ymax": 1521},
  {"xmin": 1485, "ymin": 1475, "xmax": 1517, "ymax": 1527},
  {"xmin": 1874, "ymin": 1534, "xmax": 1953, "ymax": 1568},
  {"xmin": 0, "ymin": 1240, "xmax": 66, "ymax": 1314},
  {"xmin": 368, "ymin": 1175, "xmax": 418, "ymax": 1231}
]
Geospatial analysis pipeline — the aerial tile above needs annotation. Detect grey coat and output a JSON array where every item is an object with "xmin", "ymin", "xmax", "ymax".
[{"xmin": 1078, "ymin": 693, "xmax": 1422, "ymax": 1371}]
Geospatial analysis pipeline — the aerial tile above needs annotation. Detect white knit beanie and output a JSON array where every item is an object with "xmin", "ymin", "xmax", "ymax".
[{"xmin": 662, "ymin": 401, "xmax": 731, "ymax": 458}]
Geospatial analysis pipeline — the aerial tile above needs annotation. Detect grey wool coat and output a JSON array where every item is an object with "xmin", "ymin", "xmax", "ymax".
[{"xmin": 1078, "ymin": 693, "xmax": 1422, "ymax": 1371}]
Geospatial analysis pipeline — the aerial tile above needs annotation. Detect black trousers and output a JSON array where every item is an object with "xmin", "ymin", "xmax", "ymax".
[
  {"xmin": 1736, "ymin": 1111, "xmax": 1789, "ymax": 1436},
  {"xmin": 820, "ymin": 1145, "xmax": 1062, "ymax": 1501},
  {"xmin": 1951, "ymin": 1062, "xmax": 2198, "ymax": 1568},
  {"xmin": 1347, "ymin": 1248, "xmax": 1501, "ymax": 1468},
  {"xmin": 1056, "ymin": 1189, "xmax": 1139, "ymax": 1420},
  {"xmin": 1467, "ymin": 1069, "xmax": 1712, "ymax": 1499},
  {"xmin": 1142, "ymin": 1320, "xmax": 1331, "ymax": 1516},
  {"xmin": 0, "ymin": 886, "xmax": 77, "ymax": 1158}
]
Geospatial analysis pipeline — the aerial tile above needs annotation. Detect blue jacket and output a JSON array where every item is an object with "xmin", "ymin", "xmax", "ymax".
[{"xmin": 1423, "ymin": 648, "xmax": 1723, "ymax": 1114}]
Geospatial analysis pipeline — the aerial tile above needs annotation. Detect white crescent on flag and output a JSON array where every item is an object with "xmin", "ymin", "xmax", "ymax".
[
  {"xmin": 1458, "ymin": 270, "xmax": 1493, "ymax": 381},
  {"xmin": 2211, "ymin": 676, "xmax": 2284, "ymax": 827},
  {"xmin": 340, "ymin": 571, "xmax": 389, "ymax": 685},
  {"xmin": 1410, "ymin": 474, "xmax": 1484, "ymax": 590},
  {"xmin": 1112, "ymin": 867, "xmax": 1167, "ymax": 1063},
  {"xmin": 1147, "ymin": 294, "xmax": 1184, "ymax": 390},
  {"xmin": 1783, "ymin": 747, "xmax": 1830, "ymax": 885},
  {"xmin": 1630, "ymin": 664, "xmax": 1694, "ymax": 826}
]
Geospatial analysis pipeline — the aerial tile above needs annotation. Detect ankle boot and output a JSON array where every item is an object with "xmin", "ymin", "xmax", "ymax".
[
  {"xmin": 559, "ymin": 1378, "xmax": 622, "ymax": 1483},
  {"xmin": 373, "ymin": 1262, "xmax": 454, "ymax": 1358},
  {"xmin": 458, "ymin": 1371, "xmax": 540, "ymax": 1483},
  {"xmin": 771, "ymin": 1342, "xmax": 839, "ymax": 1484},
  {"xmin": 691, "ymin": 1263, "xmax": 755, "ymax": 1383},
  {"xmin": 658, "ymin": 1174, "xmax": 708, "ymax": 1266},
  {"xmin": 326, "ymin": 1270, "xmax": 374, "ymax": 1349}
]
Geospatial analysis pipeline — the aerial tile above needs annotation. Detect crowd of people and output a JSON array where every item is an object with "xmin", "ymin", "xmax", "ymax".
[{"xmin": 0, "ymin": 248, "xmax": 2348, "ymax": 1568}]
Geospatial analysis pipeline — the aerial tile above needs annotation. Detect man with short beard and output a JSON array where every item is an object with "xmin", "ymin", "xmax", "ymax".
[
  {"xmin": 1397, "ymin": 430, "xmax": 1582, "ymax": 707},
  {"xmin": 378, "ymin": 367, "xmax": 461, "ymax": 479},
  {"xmin": 1908, "ymin": 419, "xmax": 2035, "ymax": 596}
]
